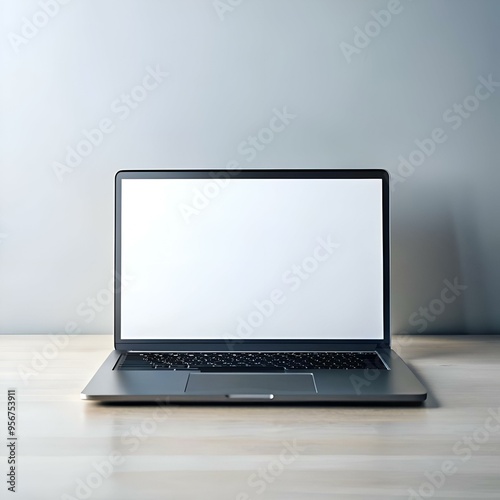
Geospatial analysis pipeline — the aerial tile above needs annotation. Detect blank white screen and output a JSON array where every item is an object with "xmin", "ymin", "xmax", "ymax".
[{"xmin": 120, "ymin": 177, "xmax": 384, "ymax": 340}]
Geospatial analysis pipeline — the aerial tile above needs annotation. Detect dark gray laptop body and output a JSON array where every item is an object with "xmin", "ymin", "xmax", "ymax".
[{"xmin": 82, "ymin": 169, "xmax": 427, "ymax": 403}]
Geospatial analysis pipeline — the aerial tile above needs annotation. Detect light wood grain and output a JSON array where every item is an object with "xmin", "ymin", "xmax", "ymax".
[{"xmin": 1, "ymin": 335, "xmax": 499, "ymax": 500}]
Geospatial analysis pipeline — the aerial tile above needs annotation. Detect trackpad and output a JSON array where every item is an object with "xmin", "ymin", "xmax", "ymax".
[{"xmin": 185, "ymin": 373, "xmax": 317, "ymax": 395}]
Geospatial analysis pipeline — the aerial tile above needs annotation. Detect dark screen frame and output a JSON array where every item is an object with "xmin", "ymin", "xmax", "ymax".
[{"xmin": 114, "ymin": 169, "xmax": 390, "ymax": 351}]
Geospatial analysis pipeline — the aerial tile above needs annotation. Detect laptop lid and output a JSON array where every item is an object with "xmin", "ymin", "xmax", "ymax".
[{"xmin": 114, "ymin": 170, "xmax": 390, "ymax": 351}]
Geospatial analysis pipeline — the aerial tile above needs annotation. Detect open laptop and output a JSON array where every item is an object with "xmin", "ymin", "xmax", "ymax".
[{"xmin": 82, "ymin": 169, "xmax": 427, "ymax": 403}]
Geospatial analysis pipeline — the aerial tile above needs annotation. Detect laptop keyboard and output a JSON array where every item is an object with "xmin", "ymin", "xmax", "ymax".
[{"xmin": 117, "ymin": 351, "xmax": 386, "ymax": 371}]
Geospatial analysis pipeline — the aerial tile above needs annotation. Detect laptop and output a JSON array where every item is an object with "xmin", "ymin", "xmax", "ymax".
[{"xmin": 81, "ymin": 169, "xmax": 427, "ymax": 403}]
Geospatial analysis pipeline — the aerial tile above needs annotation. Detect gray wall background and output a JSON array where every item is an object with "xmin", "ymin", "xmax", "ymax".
[{"xmin": 0, "ymin": 0, "xmax": 499, "ymax": 335}]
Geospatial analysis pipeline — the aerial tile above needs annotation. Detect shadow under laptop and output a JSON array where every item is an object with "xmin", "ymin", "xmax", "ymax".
[{"xmin": 92, "ymin": 387, "xmax": 437, "ymax": 408}]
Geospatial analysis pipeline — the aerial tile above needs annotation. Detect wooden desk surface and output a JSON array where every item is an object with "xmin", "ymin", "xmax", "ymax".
[{"xmin": 1, "ymin": 335, "xmax": 499, "ymax": 500}]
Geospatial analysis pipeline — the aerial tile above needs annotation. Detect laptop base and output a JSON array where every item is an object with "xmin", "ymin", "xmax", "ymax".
[{"xmin": 81, "ymin": 349, "xmax": 426, "ymax": 403}]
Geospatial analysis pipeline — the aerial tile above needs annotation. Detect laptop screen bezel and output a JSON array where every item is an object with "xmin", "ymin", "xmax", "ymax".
[{"xmin": 114, "ymin": 169, "xmax": 390, "ymax": 351}]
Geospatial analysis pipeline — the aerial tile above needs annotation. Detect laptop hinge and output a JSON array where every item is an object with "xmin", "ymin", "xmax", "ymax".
[
  {"xmin": 117, "ymin": 344, "xmax": 385, "ymax": 353},
  {"xmin": 376, "ymin": 341, "xmax": 391, "ymax": 351}
]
